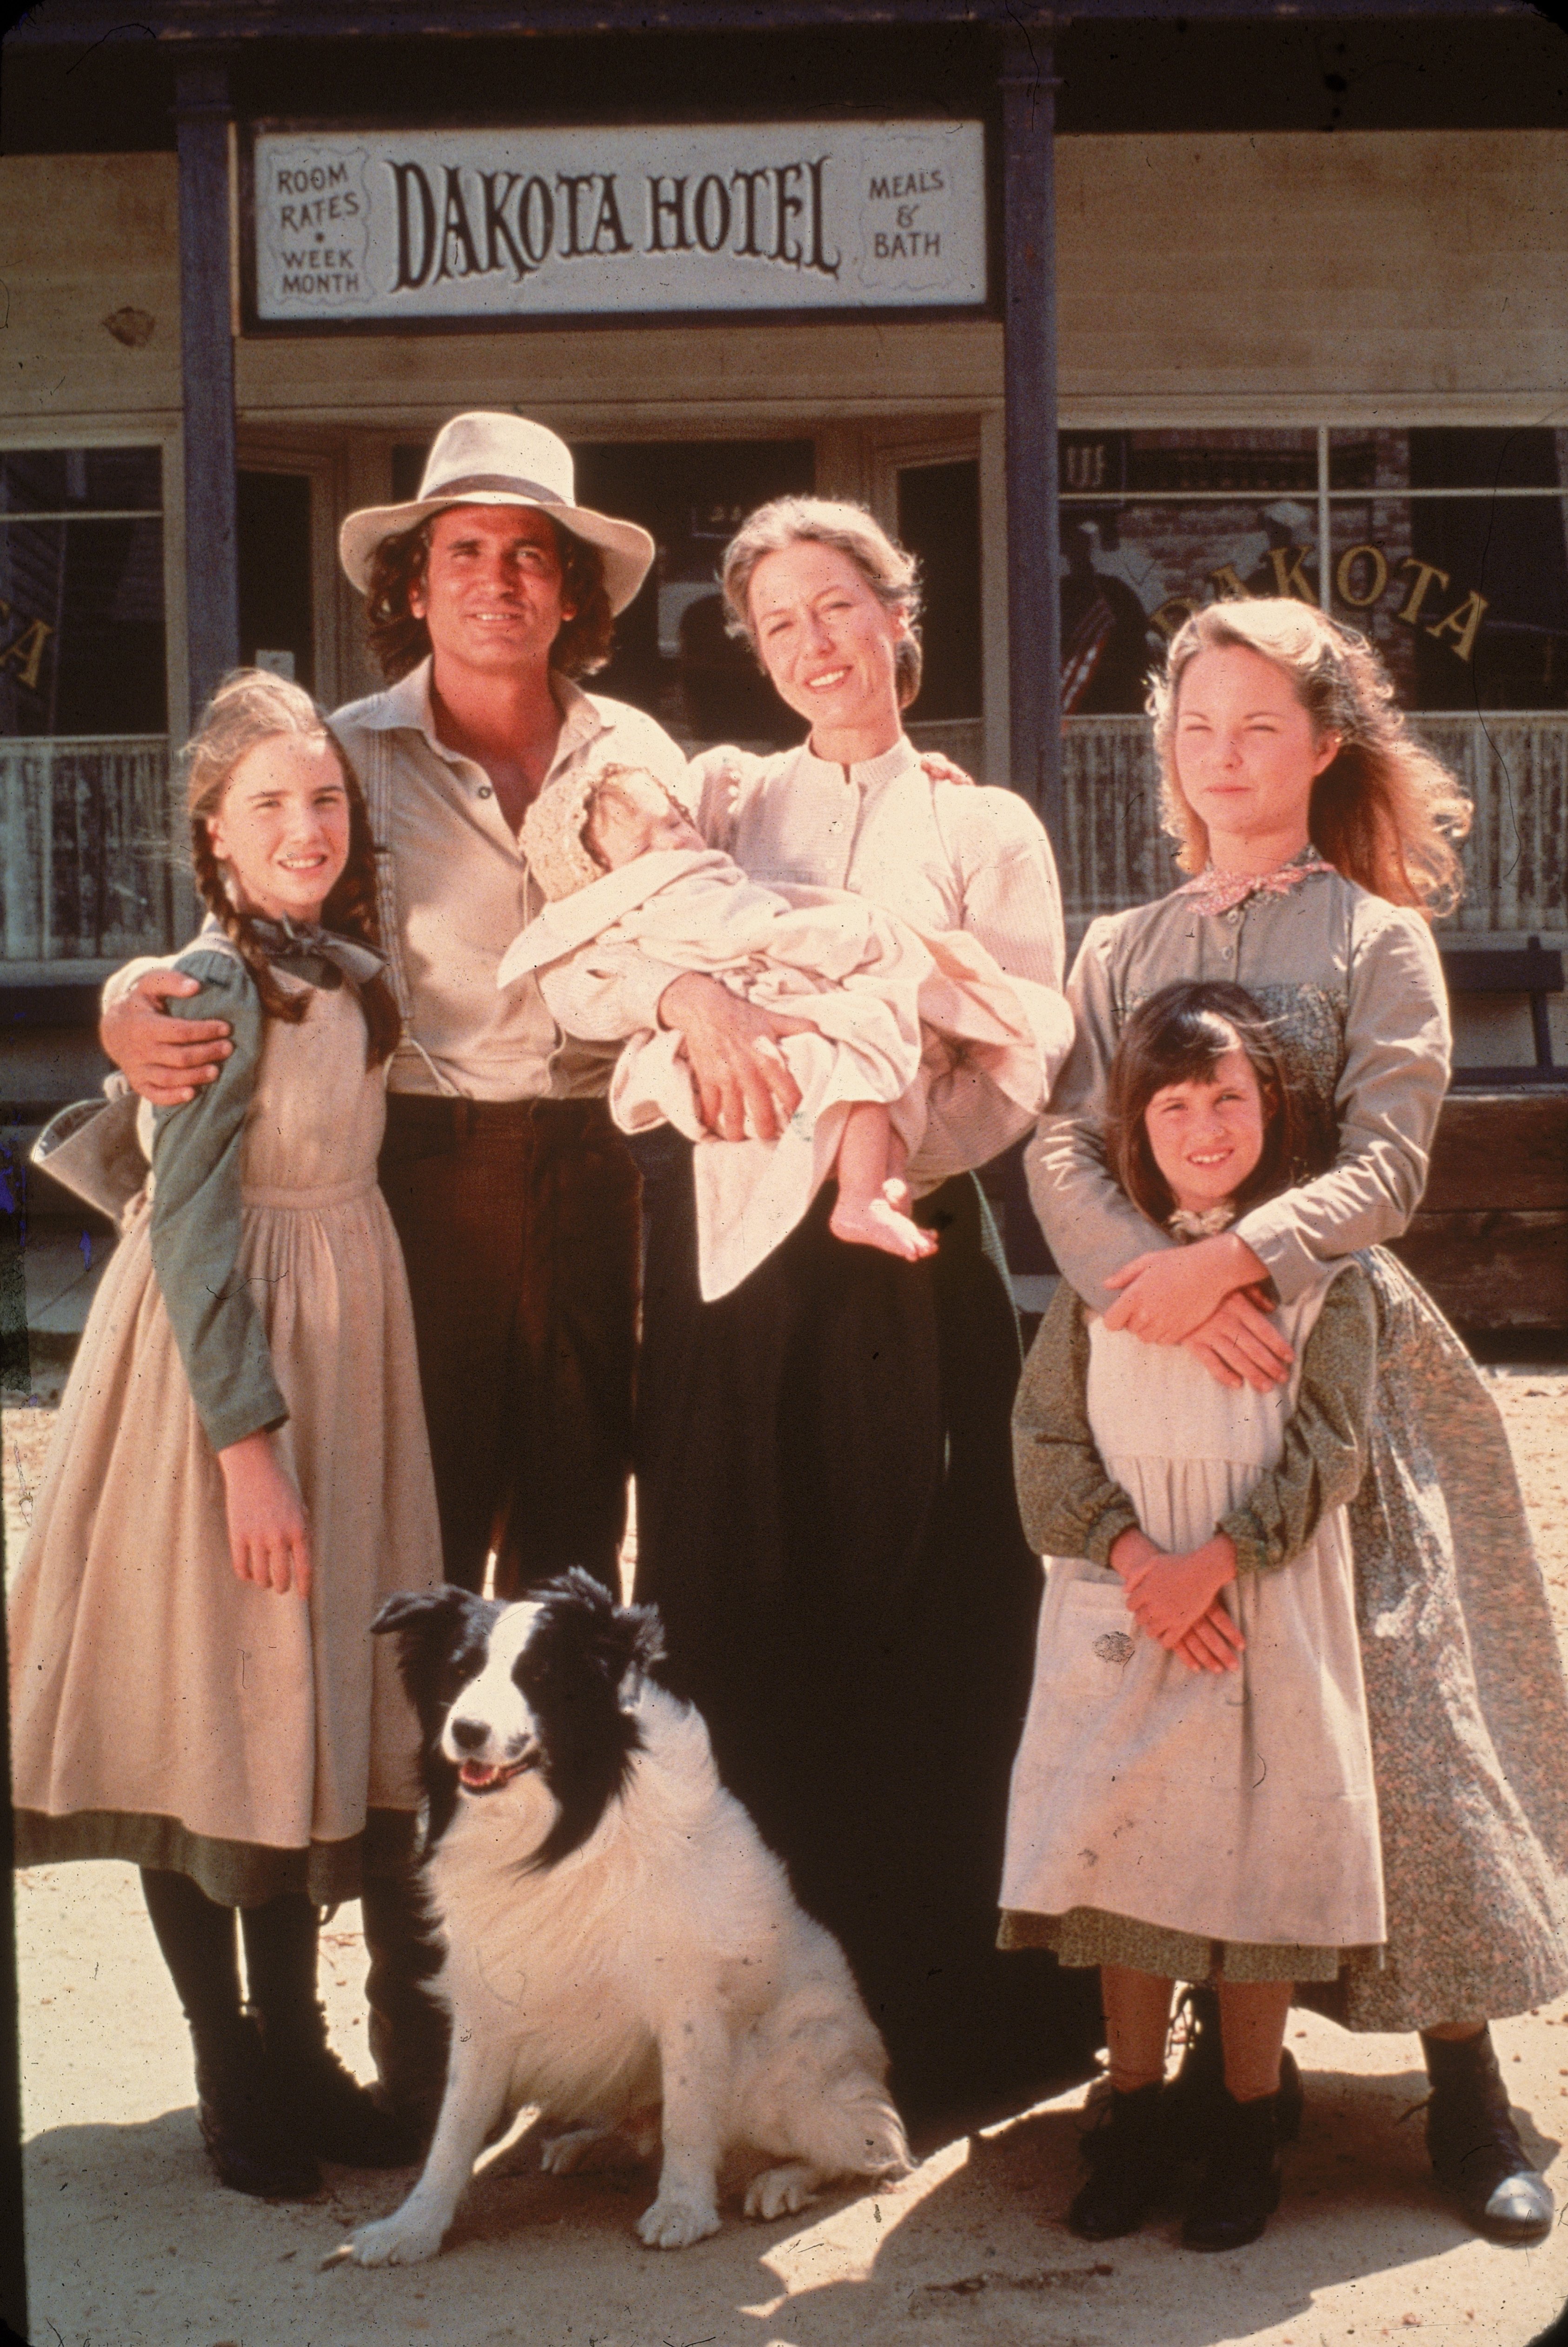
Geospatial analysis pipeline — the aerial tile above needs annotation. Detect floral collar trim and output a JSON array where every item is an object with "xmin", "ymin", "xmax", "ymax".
[
  {"xmin": 1167, "ymin": 1200, "xmax": 1238, "ymax": 1241},
  {"xmin": 1177, "ymin": 845, "xmax": 1336, "ymax": 920}
]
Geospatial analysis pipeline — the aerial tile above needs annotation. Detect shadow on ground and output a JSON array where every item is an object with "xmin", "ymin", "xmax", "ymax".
[{"xmin": 23, "ymin": 2063, "xmax": 1563, "ymax": 2347}]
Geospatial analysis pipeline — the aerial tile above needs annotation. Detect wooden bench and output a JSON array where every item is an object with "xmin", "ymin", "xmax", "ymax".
[
  {"xmin": 1389, "ymin": 1086, "xmax": 1568, "ymax": 1332},
  {"xmin": 1440, "ymin": 936, "xmax": 1563, "ymax": 1087}
]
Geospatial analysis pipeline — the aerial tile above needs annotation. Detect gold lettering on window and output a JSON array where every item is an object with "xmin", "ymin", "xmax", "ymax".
[
  {"xmin": 1149, "ymin": 597, "xmax": 1203, "ymax": 640},
  {"xmin": 1425, "ymin": 588, "xmax": 1488, "ymax": 664},
  {"xmin": 0, "ymin": 615, "xmax": 53, "ymax": 693},
  {"xmin": 1395, "ymin": 558, "xmax": 1451, "ymax": 627},
  {"xmin": 1334, "ymin": 544, "xmax": 1389, "ymax": 610}
]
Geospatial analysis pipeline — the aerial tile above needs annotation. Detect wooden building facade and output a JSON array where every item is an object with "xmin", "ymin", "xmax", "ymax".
[{"xmin": 2, "ymin": 0, "xmax": 1564, "ymax": 1324}]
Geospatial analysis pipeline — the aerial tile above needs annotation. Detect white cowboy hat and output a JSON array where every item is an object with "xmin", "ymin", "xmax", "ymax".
[{"xmin": 338, "ymin": 412, "xmax": 655, "ymax": 613}]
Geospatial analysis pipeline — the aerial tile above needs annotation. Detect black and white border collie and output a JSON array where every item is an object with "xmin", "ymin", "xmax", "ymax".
[{"xmin": 334, "ymin": 1573, "xmax": 909, "ymax": 2263}]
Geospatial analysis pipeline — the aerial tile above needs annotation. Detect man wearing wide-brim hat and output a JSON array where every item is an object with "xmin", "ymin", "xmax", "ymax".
[{"xmin": 329, "ymin": 411, "xmax": 688, "ymax": 1604}]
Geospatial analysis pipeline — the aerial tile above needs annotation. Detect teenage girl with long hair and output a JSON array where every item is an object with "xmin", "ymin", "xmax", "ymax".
[{"xmin": 10, "ymin": 670, "xmax": 441, "ymax": 2198}]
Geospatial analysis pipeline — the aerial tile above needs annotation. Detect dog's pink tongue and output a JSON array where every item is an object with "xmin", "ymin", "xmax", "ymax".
[{"xmin": 460, "ymin": 1760, "xmax": 501, "ymax": 1789}]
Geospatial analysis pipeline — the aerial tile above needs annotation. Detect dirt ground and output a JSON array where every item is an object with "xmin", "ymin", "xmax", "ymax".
[{"xmin": 5, "ymin": 1369, "xmax": 1568, "ymax": 2347}]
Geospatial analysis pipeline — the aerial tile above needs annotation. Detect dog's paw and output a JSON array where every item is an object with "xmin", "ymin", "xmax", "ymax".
[
  {"xmin": 333, "ymin": 2207, "xmax": 449, "ymax": 2267},
  {"xmin": 744, "ymin": 2162, "xmax": 822, "ymax": 2221},
  {"xmin": 636, "ymin": 2190, "xmax": 721, "ymax": 2249}
]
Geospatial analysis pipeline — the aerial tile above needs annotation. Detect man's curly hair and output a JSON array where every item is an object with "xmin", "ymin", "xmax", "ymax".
[{"xmin": 364, "ymin": 508, "xmax": 616, "ymax": 684}]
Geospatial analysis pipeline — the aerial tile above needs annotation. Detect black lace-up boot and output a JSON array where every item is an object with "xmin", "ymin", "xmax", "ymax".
[
  {"xmin": 1066, "ymin": 2081, "xmax": 1173, "ymax": 2240},
  {"xmin": 193, "ymin": 2009, "xmax": 323, "ymax": 2198},
  {"xmin": 1181, "ymin": 2082, "xmax": 1284, "ymax": 2251},
  {"xmin": 1421, "ymin": 2027, "xmax": 1553, "ymax": 2243},
  {"xmin": 140, "ymin": 1868, "xmax": 320, "ymax": 2198}
]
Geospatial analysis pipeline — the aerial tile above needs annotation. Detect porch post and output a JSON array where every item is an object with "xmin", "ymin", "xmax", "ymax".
[
  {"xmin": 999, "ymin": 20, "xmax": 1061, "ymax": 842},
  {"xmin": 175, "ymin": 58, "xmax": 240, "ymax": 732}
]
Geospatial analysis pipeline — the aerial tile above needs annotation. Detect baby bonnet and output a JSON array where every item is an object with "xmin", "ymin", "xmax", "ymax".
[{"xmin": 521, "ymin": 769, "xmax": 602, "ymax": 901}]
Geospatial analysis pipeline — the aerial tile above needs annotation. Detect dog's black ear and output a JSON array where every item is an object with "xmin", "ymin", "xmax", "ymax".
[
  {"xmin": 532, "ymin": 1569, "xmax": 664, "ymax": 1695},
  {"xmin": 372, "ymin": 1587, "xmax": 473, "ymax": 1640},
  {"xmin": 373, "ymin": 1585, "xmax": 498, "ymax": 1743}
]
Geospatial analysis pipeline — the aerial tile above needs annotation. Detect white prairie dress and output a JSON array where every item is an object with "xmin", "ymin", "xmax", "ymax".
[
  {"xmin": 9, "ymin": 935, "xmax": 440, "ymax": 1907},
  {"xmin": 1001, "ymin": 1274, "xmax": 1386, "ymax": 1963}
]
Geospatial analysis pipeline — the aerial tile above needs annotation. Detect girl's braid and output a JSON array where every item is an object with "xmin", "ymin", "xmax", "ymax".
[{"xmin": 319, "ymin": 780, "xmax": 402, "ymax": 1066}]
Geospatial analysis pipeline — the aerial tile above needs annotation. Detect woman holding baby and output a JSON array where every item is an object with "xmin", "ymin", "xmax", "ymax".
[{"xmin": 542, "ymin": 495, "xmax": 1100, "ymax": 2121}]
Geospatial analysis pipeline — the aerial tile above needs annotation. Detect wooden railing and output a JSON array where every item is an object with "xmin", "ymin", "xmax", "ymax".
[
  {"xmin": 907, "ymin": 716, "xmax": 985, "ymax": 778},
  {"xmin": 1058, "ymin": 713, "xmax": 1568, "ymax": 950},
  {"xmin": 0, "ymin": 738, "xmax": 181, "ymax": 969},
  {"xmin": 0, "ymin": 717, "xmax": 1562, "ymax": 970}
]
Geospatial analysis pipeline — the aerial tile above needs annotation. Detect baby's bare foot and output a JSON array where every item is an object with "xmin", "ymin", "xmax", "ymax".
[{"xmin": 829, "ymin": 1193, "xmax": 938, "ymax": 1261}]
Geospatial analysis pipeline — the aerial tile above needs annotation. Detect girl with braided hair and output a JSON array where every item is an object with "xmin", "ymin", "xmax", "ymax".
[{"xmin": 9, "ymin": 670, "xmax": 442, "ymax": 2199}]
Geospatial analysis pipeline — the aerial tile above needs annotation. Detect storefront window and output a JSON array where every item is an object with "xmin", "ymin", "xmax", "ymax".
[
  {"xmin": 1058, "ymin": 427, "xmax": 1568, "ymax": 714},
  {"xmin": 0, "ymin": 447, "xmax": 166, "ymax": 736},
  {"xmin": 0, "ymin": 446, "xmax": 175, "ymax": 968}
]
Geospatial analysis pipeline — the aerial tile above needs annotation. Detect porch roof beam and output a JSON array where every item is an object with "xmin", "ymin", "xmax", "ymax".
[
  {"xmin": 1000, "ymin": 19, "xmax": 1060, "ymax": 835},
  {"xmin": 175, "ymin": 56, "xmax": 240, "ymax": 732},
  {"xmin": 7, "ymin": 0, "xmax": 1540, "ymax": 44}
]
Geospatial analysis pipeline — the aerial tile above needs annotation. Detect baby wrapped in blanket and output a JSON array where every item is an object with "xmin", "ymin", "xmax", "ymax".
[{"xmin": 500, "ymin": 763, "xmax": 1074, "ymax": 1300}]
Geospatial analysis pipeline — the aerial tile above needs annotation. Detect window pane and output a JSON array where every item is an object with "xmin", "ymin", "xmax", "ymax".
[
  {"xmin": 1062, "ymin": 428, "xmax": 1316, "ymax": 500},
  {"xmin": 239, "ymin": 471, "xmax": 315, "ymax": 693},
  {"xmin": 1331, "ymin": 424, "xmax": 1565, "ymax": 494},
  {"xmin": 1327, "ymin": 495, "xmax": 1568, "ymax": 710},
  {"xmin": 1059, "ymin": 500, "xmax": 1324, "ymax": 714},
  {"xmin": 1057, "ymin": 477, "xmax": 1568, "ymax": 712},
  {"xmin": 0, "ymin": 518, "xmax": 167, "ymax": 735},
  {"xmin": 391, "ymin": 443, "xmax": 427, "ymax": 505},
  {"xmin": 897, "ymin": 460, "xmax": 981, "ymax": 723},
  {"xmin": 0, "ymin": 740, "xmax": 177, "ymax": 964},
  {"xmin": 0, "ymin": 446, "xmax": 161, "ymax": 513}
]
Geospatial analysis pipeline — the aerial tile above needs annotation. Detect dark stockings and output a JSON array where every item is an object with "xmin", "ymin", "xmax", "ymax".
[
  {"xmin": 240, "ymin": 1890, "xmax": 321, "ymax": 2037},
  {"xmin": 140, "ymin": 1867, "xmax": 320, "ymax": 2038},
  {"xmin": 140, "ymin": 1866, "xmax": 248, "ymax": 2040}
]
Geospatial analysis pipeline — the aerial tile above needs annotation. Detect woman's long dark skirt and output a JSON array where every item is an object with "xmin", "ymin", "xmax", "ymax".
[{"xmin": 630, "ymin": 1131, "xmax": 1102, "ymax": 2121}]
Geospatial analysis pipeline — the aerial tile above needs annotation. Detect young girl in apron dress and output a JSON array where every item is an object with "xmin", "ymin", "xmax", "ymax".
[
  {"xmin": 9, "ymin": 671, "xmax": 443, "ymax": 2198},
  {"xmin": 1000, "ymin": 979, "xmax": 1389, "ymax": 2252}
]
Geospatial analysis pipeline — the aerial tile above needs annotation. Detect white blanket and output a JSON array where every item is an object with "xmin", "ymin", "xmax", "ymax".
[{"xmin": 498, "ymin": 850, "xmax": 1073, "ymax": 1299}]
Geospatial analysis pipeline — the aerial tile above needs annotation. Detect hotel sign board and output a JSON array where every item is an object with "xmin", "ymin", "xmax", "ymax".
[{"xmin": 248, "ymin": 121, "xmax": 987, "ymax": 328}]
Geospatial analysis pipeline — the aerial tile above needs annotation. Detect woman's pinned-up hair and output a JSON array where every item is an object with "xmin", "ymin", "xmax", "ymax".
[
  {"xmin": 1104, "ymin": 979, "xmax": 1302, "ymax": 1229},
  {"xmin": 1149, "ymin": 598, "xmax": 1472, "ymax": 920},
  {"xmin": 720, "ymin": 495, "xmax": 925, "ymax": 708},
  {"xmin": 183, "ymin": 667, "xmax": 402, "ymax": 1065}
]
